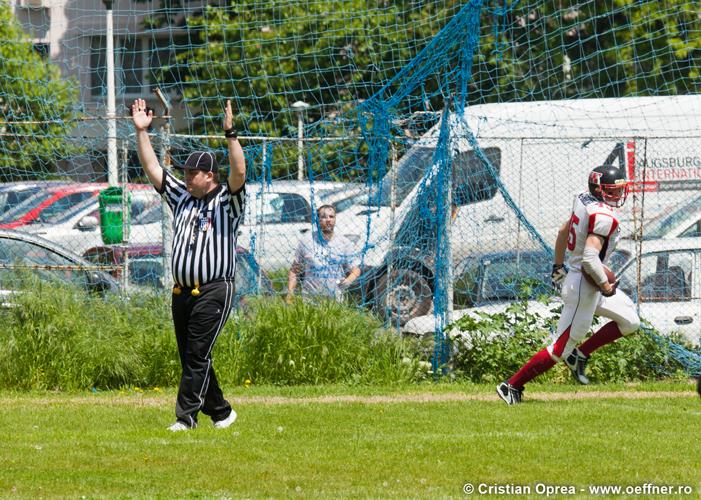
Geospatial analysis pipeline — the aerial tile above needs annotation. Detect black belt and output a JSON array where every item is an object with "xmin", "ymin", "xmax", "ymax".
[{"xmin": 172, "ymin": 278, "xmax": 229, "ymax": 296}]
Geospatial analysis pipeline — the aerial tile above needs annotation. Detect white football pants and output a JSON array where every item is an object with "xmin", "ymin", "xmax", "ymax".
[{"xmin": 547, "ymin": 270, "xmax": 640, "ymax": 361}]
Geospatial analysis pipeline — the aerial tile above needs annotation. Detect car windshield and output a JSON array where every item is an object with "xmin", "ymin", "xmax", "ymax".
[
  {"xmin": 0, "ymin": 235, "xmax": 93, "ymax": 289},
  {"xmin": 0, "ymin": 191, "xmax": 53, "ymax": 223},
  {"xmin": 481, "ymin": 255, "xmax": 551, "ymax": 302},
  {"xmin": 0, "ymin": 186, "xmax": 43, "ymax": 214},
  {"xmin": 454, "ymin": 252, "xmax": 550, "ymax": 306},
  {"xmin": 43, "ymin": 197, "xmax": 96, "ymax": 224},
  {"xmin": 137, "ymin": 204, "xmax": 163, "ymax": 225},
  {"xmin": 362, "ymin": 147, "xmax": 434, "ymax": 207},
  {"xmin": 128, "ymin": 256, "xmax": 164, "ymax": 289},
  {"xmin": 318, "ymin": 187, "xmax": 364, "ymax": 213},
  {"xmin": 360, "ymin": 146, "xmax": 501, "ymax": 209},
  {"xmin": 642, "ymin": 194, "xmax": 701, "ymax": 239},
  {"xmin": 33, "ymin": 191, "xmax": 96, "ymax": 224},
  {"xmin": 643, "ymin": 196, "xmax": 701, "ymax": 240}
]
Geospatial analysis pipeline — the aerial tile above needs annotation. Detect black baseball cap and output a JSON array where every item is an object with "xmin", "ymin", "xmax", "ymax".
[{"xmin": 176, "ymin": 151, "xmax": 217, "ymax": 172}]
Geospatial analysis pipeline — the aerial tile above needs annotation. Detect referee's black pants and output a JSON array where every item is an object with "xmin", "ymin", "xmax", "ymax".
[{"xmin": 171, "ymin": 278, "xmax": 234, "ymax": 428}]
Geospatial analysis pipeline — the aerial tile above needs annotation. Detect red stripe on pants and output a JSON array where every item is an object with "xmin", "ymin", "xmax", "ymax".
[{"xmin": 551, "ymin": 326, "xmax": 572, "ymax": 358}]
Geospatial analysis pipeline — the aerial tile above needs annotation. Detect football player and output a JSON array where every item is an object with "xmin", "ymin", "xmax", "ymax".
[{"xmin": 497, "ymin": 165, "xmax": 640, "ymax": 404}]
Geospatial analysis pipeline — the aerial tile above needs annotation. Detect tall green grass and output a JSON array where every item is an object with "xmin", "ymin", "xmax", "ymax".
[
  {"xmin": 0, "ymin": 283, "xmax": 419, "ymax": 390},
  {"xmin": 0, "ymin": 281, "xmax": 176, "ymax": 390},
  {"xmin": 1, "ymin": 282, "xmax": 693, "ymax": 391},
  {"xmin": 221, "ymin": 297, "xmax": 418, "ymax": 385}
]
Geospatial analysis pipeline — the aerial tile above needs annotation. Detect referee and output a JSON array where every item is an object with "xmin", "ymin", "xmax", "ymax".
[{"xmin": 131, "ymin": 98, "xmax": 245, "ymax": 431}]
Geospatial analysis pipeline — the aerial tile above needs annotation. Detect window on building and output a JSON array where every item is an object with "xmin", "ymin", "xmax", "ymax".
[
  {"xmin": 121, "ymin": 36, "xmax": 145, "ymax": 94},
  {"xmin": 90, "ymin": 34, "xmax": 189, "ymax": 97},
  {"xmin": 90, "ymin": 36, "xmax": 107, "ymax": 96},
  {"xmin": 90, "ymin": 36, "xmax": 145, "ymax": 96},
  {"xmin": 16, "ymin": 6, "xmax": 50, "ymax": 39},
  {"xmin": 148, "ymin": 35, "xmax": 190, "ymax": 89}
]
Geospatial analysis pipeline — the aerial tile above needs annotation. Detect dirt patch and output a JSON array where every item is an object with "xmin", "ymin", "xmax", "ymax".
[{"xmin": 3, "ymin": 390, "xmax": 696, "ymax": 407}]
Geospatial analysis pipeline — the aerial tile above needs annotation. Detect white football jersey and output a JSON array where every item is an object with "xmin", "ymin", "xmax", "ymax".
[{"xmin": 565, "ymin": 191, "xmax": 621, "ymax": 271}]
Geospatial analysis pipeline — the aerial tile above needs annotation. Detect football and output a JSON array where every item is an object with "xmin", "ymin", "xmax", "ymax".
[{"xmin": 583, "ymin": 265, "xmax": 617, "ymax": 288}]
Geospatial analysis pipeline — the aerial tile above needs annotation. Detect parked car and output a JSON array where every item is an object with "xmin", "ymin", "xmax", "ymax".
[
  {"xmin": 400, "ymin": 250, "xmax": 555, "ymax": 334},
  {"xmin": 0, "ymin": 180, "xmax": 69, "ymax": 214},
  {"xmin": 0, "ymin": 229, "xmax": 118, "ymax": 306},
  {"xmin": 82, "ymin": 244, "xmax": 273, "ymax": 305},
  {"xmin": 23, "ymin": 184, "xmax": 159, "ymax": 255},
  {"xmin": 612, "ymin": 238, "xmax": 700, "ymax": 345},
  {"xmin": 82, "ymin": 244, "xmax": 163, "ymax": 287},
  {"xmin": 0, "ymin": 183, "xmax": 107, "ymax": 229}
]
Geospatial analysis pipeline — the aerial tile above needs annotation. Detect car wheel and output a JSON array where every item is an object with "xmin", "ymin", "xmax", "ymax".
[{"xmin": 375, "ymin": 268, "xmax": 432, "ymax": 326}]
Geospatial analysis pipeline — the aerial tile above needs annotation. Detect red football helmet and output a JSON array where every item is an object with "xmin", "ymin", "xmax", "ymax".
[{"xmin": 588, "ymin": 165, "xmax": 629, "ymax": 208}]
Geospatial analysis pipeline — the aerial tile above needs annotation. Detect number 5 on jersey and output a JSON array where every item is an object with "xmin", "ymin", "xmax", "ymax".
[{"xmin": 567, "ymin": 213, "xmax": 580, "ymax": 251}]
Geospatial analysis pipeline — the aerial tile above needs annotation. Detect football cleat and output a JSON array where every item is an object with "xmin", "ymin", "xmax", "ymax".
[
  {"xmin": 565, "ymin": 348, "xmax": 590, "ymax": 385},
  {"xmin": 496, "ymin": 381, "xmax": 523, "ymax": 405}
]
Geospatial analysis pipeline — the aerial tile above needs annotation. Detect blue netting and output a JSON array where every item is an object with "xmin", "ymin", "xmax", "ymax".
[{"xmin": 1, "ymin": 0, "xmax": 700, "ymax": 372}]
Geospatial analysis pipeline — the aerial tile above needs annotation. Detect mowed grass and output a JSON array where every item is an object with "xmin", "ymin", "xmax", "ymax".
[{"xmin": 1, "ymin": 382, "xmax": 699, "ymax": 498}]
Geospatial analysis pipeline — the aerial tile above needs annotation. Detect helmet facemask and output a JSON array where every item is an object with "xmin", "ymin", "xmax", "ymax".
[{"xmin": 598, "ymin": 183, "xmax": 628, "ymax": 208}]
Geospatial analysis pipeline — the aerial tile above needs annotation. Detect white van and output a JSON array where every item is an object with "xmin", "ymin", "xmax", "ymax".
[{"xmin": 337, "ymin": 95, "xmax": 701, "ymax": 324}]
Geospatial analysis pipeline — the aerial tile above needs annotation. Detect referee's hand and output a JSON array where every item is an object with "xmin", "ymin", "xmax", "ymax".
[
  {"xmin": 224, "ymin": 100, "xmax": 233, "ymax": 131},
  {"xmin": 131, "ymin": 98, "xmax": 153, "ymax": 131}
]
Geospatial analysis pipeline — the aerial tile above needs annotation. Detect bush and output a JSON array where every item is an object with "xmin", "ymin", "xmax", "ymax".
[
  {"xmin": 446, "ymin": 299, "xmax": 690, "ymax": 383},
  {"xmin": 0, "ymin": 284, "xmax": 419, "ymax": 390}
]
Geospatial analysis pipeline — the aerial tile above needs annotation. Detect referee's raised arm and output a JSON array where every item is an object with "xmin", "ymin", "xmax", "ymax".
[
  {"xmin": 131, "ymin": 98, "xmax": 164, "ymax": 191},
  {"xmin": 224, "ymin": 100, "xmax": 245, "ymax": 193}
]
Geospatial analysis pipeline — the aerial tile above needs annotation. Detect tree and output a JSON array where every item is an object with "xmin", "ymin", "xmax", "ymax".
[
  {"xmin": 0, "ymin": 2, "xmax": 80, "ymax": 179},
  {"xmin": 470, "ymin": 0, "xmax": 701, "ymax": 103},
  {"xmin": 135, "ymin": 0, "xmax": 699, "ymax": 178},
  {"xmin": 139, "ymin": 0, "xmax": 469, "ymax": 178}
]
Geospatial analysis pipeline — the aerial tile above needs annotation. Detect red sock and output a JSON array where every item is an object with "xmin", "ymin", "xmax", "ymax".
[
  {"xmin": 508, "ymin": 348, "xmax": 556, "ymax": 388},
  {"xmin": 579, "ymin": 321, "xmax": 623, "ymax": 357}
]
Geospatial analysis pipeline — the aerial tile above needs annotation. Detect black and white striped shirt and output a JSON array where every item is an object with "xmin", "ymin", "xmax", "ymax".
[{"xmin": 158, "ymin": 171, "xmax": 245, "ymax": 288}]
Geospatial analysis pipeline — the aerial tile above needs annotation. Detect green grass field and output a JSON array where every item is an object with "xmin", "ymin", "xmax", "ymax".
[{"xmin": 1, "ymin": 381, "xmax": 699, "ymax": 498}]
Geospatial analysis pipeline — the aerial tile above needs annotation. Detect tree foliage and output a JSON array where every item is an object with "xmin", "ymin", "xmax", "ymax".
[
  {"xmin": 144, "ymin": 0, "xmax": 699, "ymax": 130},
  {"xmin": 474, "ymin": 0, "xmax": 700, "ymax": 102},
  {"xmin": 0, "ymin": 2, "xmax": 80, "ymax": 178},
  {"xmin": 136, "ymin": 0, "xmax": 699, "ymax": 179}
]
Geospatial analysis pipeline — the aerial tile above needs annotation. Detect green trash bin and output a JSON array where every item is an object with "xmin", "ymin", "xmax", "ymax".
[{"xmin": 99, "ymin": 186, "xmax": 131, "ymax": 245}]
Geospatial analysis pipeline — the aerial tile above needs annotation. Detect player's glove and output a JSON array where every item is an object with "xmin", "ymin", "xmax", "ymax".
[{"xmin": 551, "ymin": 264, "xmax": 567, "ymax": 289}]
